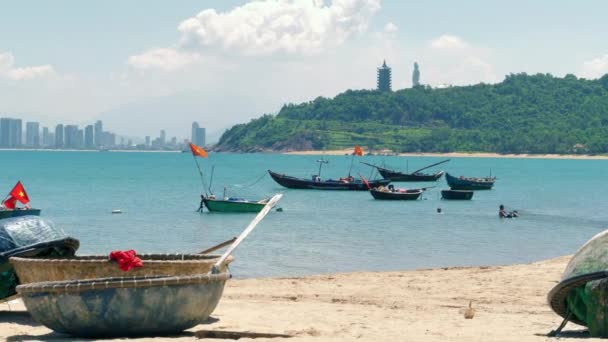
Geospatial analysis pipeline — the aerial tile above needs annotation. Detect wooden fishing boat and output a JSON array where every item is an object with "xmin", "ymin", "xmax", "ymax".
[
  {"xmin": 362, "ymin": 159, "xmax": 449, "ymax": 182},
  {"xmin": 0, "ymin": 216, "xmax": 79, "ymax": 301},
  {"xmin": 445, "ymin": 173, "xmax": 495, "ymax": 190},
  {"xmin": 369, "ymin": 186, "xmax": 426, "ymax": 200},
  {"xmin": 10, "ymin": 253, "xmax": 233, "ymax": 283},
  {"xmin": 269, "ymin": 170, "xmax": 390, "ymax": 190},
  {"xmin": 441, "ymin": 189, "xmax": 474, "ymax": 200},
  {"xmin": 0, "ymin": 208, "xmax": 41, "ymax": 220},
  {"xmin": 202, "ymin": 196, "xmax": 268, "ymax": 213},
  {"xmin": 18, "ymin": 273, "xmax": 229, "ymax": 337}
]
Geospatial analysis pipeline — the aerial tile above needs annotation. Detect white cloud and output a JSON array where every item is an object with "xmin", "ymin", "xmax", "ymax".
[
  {"xmin": 384, "ymin": 22, "xmax": 397, "ymax": 33},
  {"xmin": 430, "ymin": 35, "xmax": 468, "ymax": 50},
  {"xmin": 0, "ymin": 52, "xmax": 56, "ymax": 80},
  {"xmin": 580, "ymin": 54, "xmax": 608, "ymax": 79},
  {"xmin": 177, "ymin": 0, "xmax": 381, "ymax": 55},
  {"xmin": 128, "ymin": 48, "xmax": 201, "ymax": 71}
]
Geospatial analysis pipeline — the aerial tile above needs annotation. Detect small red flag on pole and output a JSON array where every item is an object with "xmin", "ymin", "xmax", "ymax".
[
  {"xmin": 9, "ymin": 181, "xmax": 30, "ymax": 204},
  {"xmin": 189, "ymin": 143, "xmax": 208, "ymax": 158}
]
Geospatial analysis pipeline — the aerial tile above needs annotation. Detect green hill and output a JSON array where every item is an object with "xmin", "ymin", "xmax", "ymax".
[{"xmin": 216, "ymin": 73, "xmax": 608, "ymax": 154}]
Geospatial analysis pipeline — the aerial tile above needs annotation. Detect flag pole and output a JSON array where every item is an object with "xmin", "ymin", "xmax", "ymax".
[
  {"xmin": 191, "ymin": 154, "xmax": 208, "ymax": 197},
  {"xmin": 348, "ymin": 153, "xmax": 355, "ymax": 177}
]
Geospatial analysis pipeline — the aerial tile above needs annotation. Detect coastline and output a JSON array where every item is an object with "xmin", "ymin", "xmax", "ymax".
[
  {"xmin": 0, "ymin": 255, "xmax": 583, "ymax": 341},
  {"xmin": 284, "ymin": 149, "xmax": 608, "ymax": 160}
]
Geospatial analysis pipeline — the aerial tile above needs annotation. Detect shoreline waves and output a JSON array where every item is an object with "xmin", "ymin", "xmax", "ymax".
[{"xmin": 0, "ymin": 256, "xmax": 583, "ymax": 341}]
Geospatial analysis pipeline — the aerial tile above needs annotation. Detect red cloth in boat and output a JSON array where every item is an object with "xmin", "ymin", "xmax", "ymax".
[{"xmin": 109, "ymin": 250, "xmax": 144, "ymax": 271}]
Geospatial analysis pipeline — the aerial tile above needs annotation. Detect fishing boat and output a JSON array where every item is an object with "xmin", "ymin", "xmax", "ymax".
[
  {"xmin": 441, "ymin": 189, "xmax": 474, "ymax": 200},
  {"xmin": 0, "ymin": 208, "xmax": 41, "ymax": 219},
  {"xmin": 445, "ymin": 173, "xmax": 495, "ymax": 190},
  {"xmin": 369, "ymin": 185, "xmax": 426, "ymax": 200},
  {"xmin": 0, "ymin": 216, "xmax": 79, "ymax": 301},
  {"xmin": 362, "ymin": 159, "xmax": 449, "ymax": 182},
  {"xmin": 269, "ymin": 170, "xmax": 390, "ymax": 190},
  {"xmin": 201, "ymin": 196, "xmax": 269, "ymax": 213},
  {"xmin": 15, "ymin": 194, "xmax": 282, "ymax": 338}
]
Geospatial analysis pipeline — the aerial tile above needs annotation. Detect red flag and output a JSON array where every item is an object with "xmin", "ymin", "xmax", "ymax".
[
  {"xmin": 3, "ymin": 196, "xmax": 17, "ymax": 209},
  {"xmin": 359, "ymin": 175, "xmax": 371, "ymax": 190},
  {"xmin": 189, "ymin": 143, "xmax": 208, "ymax": 158},
  {"xmin": 9, "ymin": 181, "xmax": 29, "ymax": 204},
  {"xmin": 354, "ymin": 145, "xmax": 363, "ymax": 156}
]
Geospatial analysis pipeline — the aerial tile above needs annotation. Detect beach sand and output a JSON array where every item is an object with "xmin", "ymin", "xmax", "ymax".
[
  {"xmin": 284, "ymin": 149, "xmax": 608, "ymax": 160},
  {"xmin": 0, "ymin": 255, "xmax": 594, "ymax": 341}
]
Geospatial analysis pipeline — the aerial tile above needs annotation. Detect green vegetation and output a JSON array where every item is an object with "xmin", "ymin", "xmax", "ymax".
[{"xmin": 216, "ymin": 73, "xmax": 608, "ymax": 154}]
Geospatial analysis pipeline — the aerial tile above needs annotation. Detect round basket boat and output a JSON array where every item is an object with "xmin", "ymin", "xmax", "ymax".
[
  {"xmin": 10, "ymin": 253, "xmax": 233, "ymax": 284},
  {"xmin": 17, "ymin": 272, "xmax": 230, "ymax": 337}
]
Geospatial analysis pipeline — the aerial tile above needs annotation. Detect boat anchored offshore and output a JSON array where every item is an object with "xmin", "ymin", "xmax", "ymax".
[
  {"xmin": 361, "ymin": 159, "xmax": 449, "ymax": 182},
  {"xmin": 369, "ymin": 184, "xmax": 430, "ymax": 200},
  {"xmin": 201, "ymin": 195, "xmax": 270, "ymax": 213},
  {"xmin": 445, "ymin": 172, "xmax": 495, "ymax": 190},
  {"xmin": 441, "ymin": 189, "xmax": 474, "ymax": 200}
]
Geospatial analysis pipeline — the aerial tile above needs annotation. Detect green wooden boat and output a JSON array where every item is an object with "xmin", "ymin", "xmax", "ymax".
[{"xmin": 202, "ymin": 197, "xmax": 268, "ymax": 213}]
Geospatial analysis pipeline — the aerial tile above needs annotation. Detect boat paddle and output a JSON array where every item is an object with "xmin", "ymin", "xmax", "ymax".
[
  {"xmin": 199, "ymin": 237, "xmax": 237, "ymax": 255},
  {"xmin": 211, "ymin": 194, "xmax": 283, "ymax": 273}
]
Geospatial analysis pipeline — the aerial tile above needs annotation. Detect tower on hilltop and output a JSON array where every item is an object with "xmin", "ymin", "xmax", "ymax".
[{"xmin": 377, "ymin": 60, "xmax": 392, "ymax": 92}]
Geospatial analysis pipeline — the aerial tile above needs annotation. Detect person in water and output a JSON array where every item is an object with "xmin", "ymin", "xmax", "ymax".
[{"xmin": 499, "ymin": 204, "xmax": 519, "ymax": 218}]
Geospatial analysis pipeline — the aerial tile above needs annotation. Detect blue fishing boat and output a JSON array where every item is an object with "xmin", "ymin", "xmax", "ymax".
[{"xmin": 445, "ymin": 172, "xmax": 495, "ymax": 190}]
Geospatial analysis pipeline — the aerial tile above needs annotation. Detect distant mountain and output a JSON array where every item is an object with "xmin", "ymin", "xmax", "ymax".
[{"xmin": 216, "ymin": 73, "xmax": 608, "ymax": 154}]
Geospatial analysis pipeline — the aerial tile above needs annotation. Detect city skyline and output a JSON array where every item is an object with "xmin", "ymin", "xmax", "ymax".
[
  {"xmin": 1, "ymin": 1, "xmax": 608, "ymax": 138},
  {"xmin": 0, "ymin": 117, "xmax": 207, "ymax": 150}
]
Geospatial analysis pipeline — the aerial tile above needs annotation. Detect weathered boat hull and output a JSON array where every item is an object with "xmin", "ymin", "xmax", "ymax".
[
  {"xmin": 441, "ymin": 189, "xmax": 474, "ymax": 200},
  {"xmin": 268, "ymin": 170, "xmax": 390, "ymax": 190},
  {"xmin": 203, "ymin": 198, "xmax": 266, "ymax": 213},
  {"xmin": 369, "ymin": 189, "xmax": 423, "ymax": 200},
  {"xmin": 18, "ymin": 273, "xmax": 229, "ymax": 337},
  {"xmin": 445, "ymin": 173, "xmax": 495, "ymax": 190},
  {"xmin": 0, "ymin": 208, "xmax": 41, "ymax": 220},
  {"xmin": 377, "ymin": 169, "xmax": 444, "ymax": 182},
  {"xmin": 10, "ymin": 254, "xmax": 233, "ymax": 283}
]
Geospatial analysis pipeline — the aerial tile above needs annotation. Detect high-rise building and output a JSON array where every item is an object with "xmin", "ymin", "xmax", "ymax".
[
  {"xmin": 64, "ymin": 125, "xmax": 79, "ymax": 149},
  {"xmin": 377, "ymin": 60, "xmax": 392, "ymax": 92},
  {"xmin": 94, "ymin": 120, "xmax": 103, "ymax": 147},
  {"xmin": 25, "ymin": 121, "xmax": 40, "ymax": 147},
  {"xmin": 160, "ymin": 130, "xmax": 166, "ymax": 146},
  {"xmin": 42, "ymin": 127, "xmax": 50, "ymax": 146},
  {"xmin": 102, "ymin": 131, "xmax": 115, "ymax": 147},
  {"xmin": 76, "ymin": 129, "xmax": 84, "ymax": 148},
  {"xmin": 145, "ymin": 136, "xmax": 150, "ymax": 147},
  {"xmin": 84, "ymin": 125, "xmax": 94, "ymax": 148},
  {"xmin": 191, "ymin": 122, "xmax": 206, "ymax": 146},
  {"xmin": 0, "ymin": 118, "xmax": 11, "ymax": 147},
  {"xmin": 55, "ymin": 124, "xmax": 64, "ymax": 148},
  {"xmin": 9, "ymin": 119, "xmax": 22, "ymax": 147},
  {"xmin": 48, "ymin": 132, "xmax": 55, "ymax": 146},
  {"xmin": 191, "ymin": 122, "xmax": 199, "ymax": 143}
]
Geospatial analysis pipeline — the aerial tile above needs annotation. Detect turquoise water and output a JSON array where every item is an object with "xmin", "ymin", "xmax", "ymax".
[{"xmin": 1, "ymin": 150, "xmax": 606, "ymax": 278}]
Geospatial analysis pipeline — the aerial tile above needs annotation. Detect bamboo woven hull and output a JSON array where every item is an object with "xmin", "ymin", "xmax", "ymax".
[
  {"xmin": 18, "ymin": 273, "xmax": 229, "ymax": 337},
  {"xmin": 10, "ymin": 254, "xmax": 233, "ymax": 284}
]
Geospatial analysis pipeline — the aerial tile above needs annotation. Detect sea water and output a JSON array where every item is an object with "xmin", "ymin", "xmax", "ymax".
[{"xmin": 1, "ymin": 150, "xmax": 606, "ymax": 278}]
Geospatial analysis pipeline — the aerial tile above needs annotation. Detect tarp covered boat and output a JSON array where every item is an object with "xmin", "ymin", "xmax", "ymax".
[
  {"xmin": 0, "ymin": 216, "xmax": 79, "ymax": 301},
  {"xmin": 548, "ymin": 229, "xmax": 608, "ymax": 337},
  {"xmin": 445, "ymin": 172, "xmax": 495, "ymax": 190}
]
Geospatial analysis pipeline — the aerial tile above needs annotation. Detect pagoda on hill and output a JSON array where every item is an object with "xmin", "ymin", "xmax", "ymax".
[{"xmin": 377, "ymin": 60, "xmax": 392, "ymax": 92}]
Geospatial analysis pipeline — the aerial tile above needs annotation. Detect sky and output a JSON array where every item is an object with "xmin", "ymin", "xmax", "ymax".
[{"xmin": 1, "ymin": 0, "xmax": 607, "ymax": 142}]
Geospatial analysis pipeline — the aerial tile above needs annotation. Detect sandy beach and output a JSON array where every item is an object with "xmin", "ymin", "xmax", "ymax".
[
  {"xmin": 0, "ymin": 255, "xmax": 595, "ymax": 341},
  {"xmin": 284, "ymin": 149, "xmax": 608, "ymax": 160}
]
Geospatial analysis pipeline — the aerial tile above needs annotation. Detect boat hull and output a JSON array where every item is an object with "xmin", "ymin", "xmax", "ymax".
[
  {"xmin": 18, "ymin": 273, "xmax": 229, "ymax": 337},
  {"xmin": 203, "ymin": 198, "xmax": 266, "ymax": 213},
  {"xmin": 369, "ymin": 188, "xmax": 423, "ymax": 200},
  {"xmin": 268, "ymin": 170, "xmax": 390, "ymax": 190},
  {"xmin": 441, "ymin": 189, "xmax": 474, "ymax": 200},
  {"xmin": 0, "ymin": 209, "xmax": 41, "ymax": 220},
  {"xmin": 377, "ymin": 169, "xmax": 444, "ymax": 182},
  {"xmin": 445, "ymin": 173, "xmax": 495, "ymax": 190}
]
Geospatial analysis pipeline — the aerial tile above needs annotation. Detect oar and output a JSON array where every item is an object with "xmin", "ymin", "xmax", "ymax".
[
  {"xmin": 420, "ymin": 186, "xmax": 436, "ymax": 191},
  {"xmin": 212, "ymin": 194, "xmax": 283, "ymax": 273},
  {"xmin": 199, "ymin": 237, "xmax": 237, "ymax": 255},
  {"xmin": 410, "ymin": 159, "xmax": 450, "ymax": 174}
]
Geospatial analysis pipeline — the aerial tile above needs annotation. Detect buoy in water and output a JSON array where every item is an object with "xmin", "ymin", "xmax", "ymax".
[{"xmin": 111, "ymin": 209, "xmax": 123, "ymax": 214}]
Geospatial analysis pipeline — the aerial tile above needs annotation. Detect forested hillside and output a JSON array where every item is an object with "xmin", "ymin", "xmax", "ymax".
[{"xmin": 216, "ymin": 73, "xmax": 608, "ymax": 154}]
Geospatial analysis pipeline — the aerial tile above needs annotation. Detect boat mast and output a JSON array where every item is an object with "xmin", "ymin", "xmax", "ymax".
[{"xmin": 316, "ymin": 158, "xmax": 328, "ymax": 178}]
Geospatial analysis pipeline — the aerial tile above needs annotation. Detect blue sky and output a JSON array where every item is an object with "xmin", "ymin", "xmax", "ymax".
[{"xmin": 1, "ymin": 0, "xmax": 607, "ymax": 141}]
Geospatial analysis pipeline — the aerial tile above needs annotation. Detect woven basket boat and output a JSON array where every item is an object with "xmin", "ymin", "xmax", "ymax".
[
  {"xmin": 10, "ymin": 253, "xmax": 233, "ymax": 284},
  {"xmin": 17, "ymin": 272, "xmax": 230, "ymax": 337}
]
